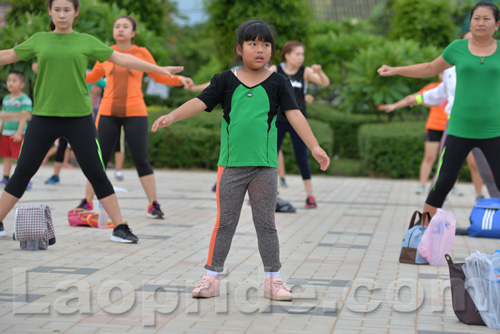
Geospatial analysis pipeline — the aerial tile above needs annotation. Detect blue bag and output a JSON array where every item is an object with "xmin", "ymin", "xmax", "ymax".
[
  {"xmin": 399, "ymin": 211, "xmax": 431, "ymax": 264},
  {"xmin": 469, "ymin": 197, "xmax": 500, "ymax": 238}
]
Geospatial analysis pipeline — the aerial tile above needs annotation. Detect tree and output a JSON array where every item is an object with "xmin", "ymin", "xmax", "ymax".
[
  {"xmin": 204, "ymin": 0, "xmax": 313, "ymax": 69},
  {"xmin": 386, "ymin": 0, "xmax": 457, "ymax": 48}
]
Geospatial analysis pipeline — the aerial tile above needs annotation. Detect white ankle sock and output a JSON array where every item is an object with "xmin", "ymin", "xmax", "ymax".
[
  {"xmin": 206, "ymin": 270, "xmax": 220, "ymax": 277},
  {"xmin": 266, "ymin": 271, "xmax": 280, "ymax": 278}
]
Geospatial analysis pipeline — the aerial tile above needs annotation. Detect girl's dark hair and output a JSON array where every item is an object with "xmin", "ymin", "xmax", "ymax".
[
  {"xmin": 280, "ymin": 41, "xmax": 305, "ymax": 62},
  {"xmin": 115, "ymin": 16, "xmax": 138, "ymax": 41},
  {"xmin": 470, "ymin": 1, "xmax": 499, "ymax": 22},
  {"xmin": 234, "ymin": 19, "xmax": 276, "ymax": 65},
  {"xmin": 47, "ymin": 0, "xmax": 79, "ymax": 31}
]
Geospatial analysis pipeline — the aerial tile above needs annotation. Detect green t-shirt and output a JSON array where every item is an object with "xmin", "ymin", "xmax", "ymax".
[
  {"xmin": 442, "ymin": 39, "xmax": 500, "ymax": 139},
  {"xmin": 13, "ymin": 31, "xmax": 114, "ymax": 117},
  {"xmin": 1, "ymin": 93, "xmax": 32, "ymax": 135},
  {"xmin": 197, "ymin": 70, "xmax": 299, "ymax": 167}
]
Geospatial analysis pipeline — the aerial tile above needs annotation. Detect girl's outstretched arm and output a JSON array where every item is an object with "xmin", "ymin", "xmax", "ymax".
[
  {"xmin": 151, "ymin": 98, "xmax": 207, "ymax": 132},
  {"xmin": 378, "ymin": 55, "xmax": 451, "ymax": 78},
  {"xmin": 284, "ymin": 109, "xmax": 330, "ymax": 171},
  {"xmin": 107, "ymin": 51, "xmax": 183, "ymax": 77},
  {"xmin": 0, "ymin": 49, "xmax": 21, "ymax": 66}
]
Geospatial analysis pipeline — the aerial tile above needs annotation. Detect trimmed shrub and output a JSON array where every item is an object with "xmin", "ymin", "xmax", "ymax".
[
  {"xmin": 358, "ymin": 121, "xmax": 471, "ymax": 181},
  {"xmin": 308, "ymin": 104, "xmax": 377, "ymax": 158}
]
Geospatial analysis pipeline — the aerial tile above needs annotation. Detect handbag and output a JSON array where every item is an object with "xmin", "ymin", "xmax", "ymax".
[
  {"xmin": 14, "ymin": 205, "xmax": 56, "ymax": 250},
  {"xmin": 445, "ymin": 254, "xmax": 486, "ymax": 326},
  {"xmin": 469, "ymin": 197, "xmax": 500, "ymax": 238},
  {"xmin": 68, "ymin": 209, "xmax": 113, "ymax": 228},
  {"xmin": 418, "ymin": 209, "xmax": 456, "ymax": 266},
  {"xmin": 399, "ymin": 210, "xmax": 431, "ymax": 264}
]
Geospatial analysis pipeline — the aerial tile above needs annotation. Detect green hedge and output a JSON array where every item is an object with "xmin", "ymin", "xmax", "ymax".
[
  {"xmin": 308, "ymin": 104, "xmax": 378, "ymax": 158},
  {"xmin": 358, "ymin": 121, "xmax": 471, "ymax": 181}
]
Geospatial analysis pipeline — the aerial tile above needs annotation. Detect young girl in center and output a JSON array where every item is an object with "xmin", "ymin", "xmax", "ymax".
[{"xmin": 152, "ymin": 20, "xmax": 330, "ymax": 301}]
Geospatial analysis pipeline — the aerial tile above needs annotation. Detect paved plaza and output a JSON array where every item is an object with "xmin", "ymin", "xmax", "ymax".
[{"xmin": 0, "ymin": 165, "xmax": 499, "ymax": 334}]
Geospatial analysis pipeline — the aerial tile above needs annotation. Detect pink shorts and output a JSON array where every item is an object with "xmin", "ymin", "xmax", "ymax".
[{"xmin": 0, "ymin": 134, "xmax": 24, "ymax": 158}]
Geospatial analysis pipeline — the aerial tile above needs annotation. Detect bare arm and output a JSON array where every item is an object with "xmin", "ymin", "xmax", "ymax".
[
  {"xmin": 379, "ymin": 93, "xmax": 420, "ymax": 113},
  {"xmin": 378, "ymin": 56, "xmax": 451, "ymax": 78},
  {"xmin": 151, "ymin": 98, "xmax": 207, "ymax": 132},
  {"xmin": 107, "ymin": 51, "xmax": 183, "ymax": 77},
  {"xmin": 284, "ymin": 109, "xmax": 330, "ymax": 171},
  {"xmin": 0, "ymin": 49, "xmax": 21, "ymax": 66},
  {"xmin": 0, "ymin": 110, "xmax": 32, "ymax": 121},
  {"xmin": 12, "ymin": 110, "xmax": 30, "ymax": 142},
  {"xmin": 305, "ymin": 65, "xmax": 330, "ymax": 86},
  {"xmin": 186, "ymin": 81, "xmax": 210, "ymax": 92}
]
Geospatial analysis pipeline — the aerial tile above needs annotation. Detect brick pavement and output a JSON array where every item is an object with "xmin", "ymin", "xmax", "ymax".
[{"xmin": 0, "ymin": 165, "xmax": 499, "ymax": 334}]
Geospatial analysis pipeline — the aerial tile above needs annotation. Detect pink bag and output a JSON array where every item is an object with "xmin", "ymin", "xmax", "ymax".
[{"xmin": 417, "ymin": 208, "xmax": 457, "ymax": 266}]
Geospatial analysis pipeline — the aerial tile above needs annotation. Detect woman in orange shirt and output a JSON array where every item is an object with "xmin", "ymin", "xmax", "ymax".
[{"xmin": 78, "ymin": 16, "xmax": 193, "ymax": 218}]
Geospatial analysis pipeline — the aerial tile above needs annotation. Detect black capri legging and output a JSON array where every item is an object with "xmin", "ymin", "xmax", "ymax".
[
  {"xmin": 427, "ymin": 134, "xmax": 500, "ymax": 207},
  {"xmin": 276, "ymin": 121, "xmax": 312, "ymax": 180},
  {"xmin": 97, "ymin": 115, "xmax": 153, "ymax": 177},
  {"xmin": 5, "ymin": 115, "xmax": 113, "ymax": 199}
]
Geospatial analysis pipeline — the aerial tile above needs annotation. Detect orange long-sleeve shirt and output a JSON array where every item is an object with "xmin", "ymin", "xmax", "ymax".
[{"xmin": 86, "ymin": 44, "xmax": 182, "ymax": 118}]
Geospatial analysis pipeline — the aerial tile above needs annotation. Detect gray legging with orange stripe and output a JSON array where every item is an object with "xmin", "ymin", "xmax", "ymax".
[{"xmin": 204, "ymin": 166, "xmax": 281, "ymax": 273}]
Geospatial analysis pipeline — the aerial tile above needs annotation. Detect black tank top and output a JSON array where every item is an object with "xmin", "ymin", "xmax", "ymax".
[{"xmin": 276, "ymin": 63, "xmax": 307, "ymax": 123}]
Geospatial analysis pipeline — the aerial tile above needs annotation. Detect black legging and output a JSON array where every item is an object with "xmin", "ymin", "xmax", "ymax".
[
  {"xmin": 276, "ymin": 121, "xmax": 312, "ymax": 180},
  {"xmin": 55, "ymin": 138, "xmax": 68, "ymax": 163},
  {"xmin": 427, "ymin": 134, "xmax": 500, "ymax": 207},
  {"xmin": 97, "ymin": 115, "xmax": 153, "ymax": 177},
  {"xmin": 5, "ymin": 115, "xmax": 114, "ymax": 199}
]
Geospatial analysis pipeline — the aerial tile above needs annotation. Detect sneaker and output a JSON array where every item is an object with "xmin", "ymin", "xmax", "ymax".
[
  {"xmin": 110, "ymin": 223, "xmax": 138, "ymax": 243},
  {"xmin": 476, "ymin": 194, "xmax": 485, "ymax": 202},
  {"xmin": 415, "ymin": 185, "xmax": 426, "ymax": 195},
  {"xmin": 264, "ymin": 277, "xmax": 292, "ymax": 301},
  {"xmin": 77, "ymin": 199, "xmax": 93, "ymax": 211},
  {"xmin": 0, "ymin": 222, "xmax": 5, "ymax": 237},
  {"xmin": 279, "ymin": 177, "xmax": 288, "ymax": 188},
  {"xmin": 212, "ymin": 183, "xmax": 217, "ymax": 192},
  {"xmin": 305, "ymin": 196, "xmax": 317, "ymax": 209},
  {"xmin": 192, "ymin": 274, "xmax": 220, "ymax": 298},
  {"xmin": 26, "ymin": 181, "xmax": 33, "ymax": 190},
  {"xmin": 44, "ymin": 175, "xmax": 60, "ymax": 185},
  {"xmin": 115, "ymin": 170, "xmax": 124, "ymax": 181},
  {"xmin": 451, "ymin": 186, "xmax": 463, "ymax": 196},
  {"xmin": 0, "ymin": 176, "xmax": 8, "ymax": 187},
  {"xmin": 147, "ymin": 201, "xmax": 164, "ymax": 219}
]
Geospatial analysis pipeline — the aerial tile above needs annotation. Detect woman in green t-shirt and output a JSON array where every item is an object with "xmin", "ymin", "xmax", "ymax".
[
  {"xmin": 0, "ymin": 0, "xmax": 183, "ymax": 243},
  {"xmin": 377, "ymin": 1, "xmax": 500, "ymax": 218}
]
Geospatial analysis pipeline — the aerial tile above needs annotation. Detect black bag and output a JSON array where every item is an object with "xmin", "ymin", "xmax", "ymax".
[{"xmin": 445, "ymin": 254, "xmax": 485, "ymax": 326}]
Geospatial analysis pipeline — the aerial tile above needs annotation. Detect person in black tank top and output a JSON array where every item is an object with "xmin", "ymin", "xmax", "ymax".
[{"xmin": 270, "ymin": 41, "xmax": 330, "ymax": 209}]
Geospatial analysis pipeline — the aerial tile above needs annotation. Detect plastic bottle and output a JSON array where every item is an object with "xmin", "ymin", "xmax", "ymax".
[{"xmin": 98, "ymin": 203, "xmax": 108, "ymax": 228}]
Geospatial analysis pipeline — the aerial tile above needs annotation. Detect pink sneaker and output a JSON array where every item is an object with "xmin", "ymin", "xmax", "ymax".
[
  {"xmin": 192, "ymin": 274, "xmax": 220, "ymax": 298},
  {"xmin": 264, "ymin": 277, "xmax": 292, "ymax": 301},
  {"xmin": 305, "ymin": 196, "xmax": 317, "ymax": 209}
]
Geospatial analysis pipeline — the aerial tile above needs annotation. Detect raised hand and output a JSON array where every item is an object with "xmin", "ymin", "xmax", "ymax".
[{"xmin": 377, "ymin": 65, "xmax": 396, "ymax": 77}]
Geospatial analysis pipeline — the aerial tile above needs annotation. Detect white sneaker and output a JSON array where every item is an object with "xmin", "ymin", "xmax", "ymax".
[{"xmin": 115, "ymin": 170, "xmax": 124, "ymax": 181}]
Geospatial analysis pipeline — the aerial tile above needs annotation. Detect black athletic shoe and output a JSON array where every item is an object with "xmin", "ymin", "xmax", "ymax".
[
  {"xmin": 111, "ymin": 223, "xmax": 138, "ymax": 243},
  {"xmin": 0, "ymin": 221, "xmax": 5, "ymax": 237}
]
